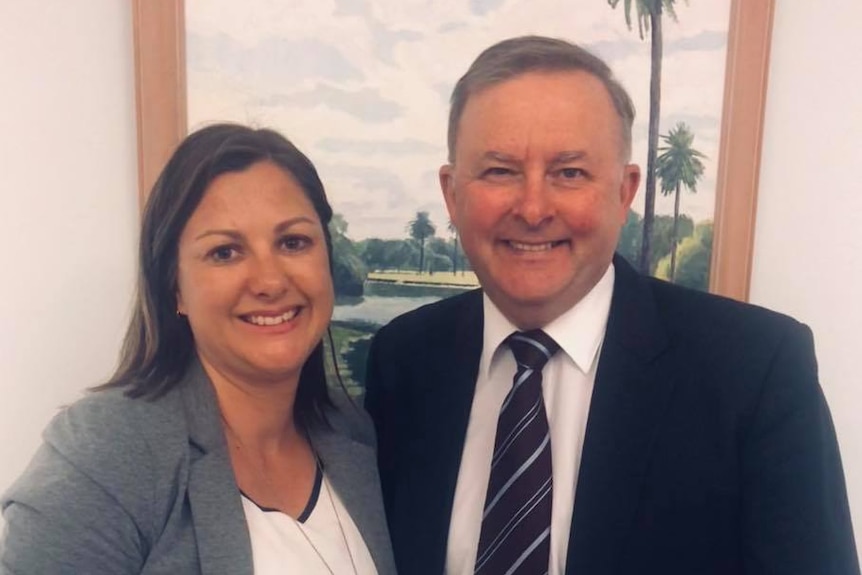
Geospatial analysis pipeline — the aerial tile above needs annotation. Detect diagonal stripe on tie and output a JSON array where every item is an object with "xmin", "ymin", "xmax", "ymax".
[
  {"xmin": 484, "ymin": 432, "xmax": 550, "ymax": 518},
  {"xmin": 490, "ymin": 398, "xmax": 542, "ymax": 468},
  {"xmin": 475, "ymin": 330, "xmax": 559, "ymax": 575},
  {"xmin": 476, "ymin": 475, "xmax": 552, "ymax": 568}
]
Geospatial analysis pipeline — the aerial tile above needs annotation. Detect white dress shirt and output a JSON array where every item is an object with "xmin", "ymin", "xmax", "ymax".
[{"xmin": 445, "ymin": 264, "xmax": 615, "ymax": 575}]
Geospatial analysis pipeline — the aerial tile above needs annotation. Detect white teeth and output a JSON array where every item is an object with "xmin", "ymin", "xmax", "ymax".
[
  {"xmin": 246, "ymin": 310, "xmax": 298, "ymax": 326},
  {"xmin": 508, "ymin": 241, "xmax": 556, "ymax": 252}
]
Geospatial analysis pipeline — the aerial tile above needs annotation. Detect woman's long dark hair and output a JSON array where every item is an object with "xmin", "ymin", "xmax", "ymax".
[{"xmin": 99, "ymin": 124, "xmax": 335, "ymax": 431}]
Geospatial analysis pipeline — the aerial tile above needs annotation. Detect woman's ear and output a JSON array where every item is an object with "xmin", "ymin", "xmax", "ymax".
[{"xmin": 176, "ymin": 291, "xmax": 187, "ymax": 316}]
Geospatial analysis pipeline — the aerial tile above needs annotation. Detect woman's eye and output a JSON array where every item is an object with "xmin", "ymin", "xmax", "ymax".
[
  {"xmin": 280, "ymin": 236, "xmax": 311, "ymax": 251},
  {"xmin": 208, "ymin": 245, "xmax": 238, "ymax": 262}
]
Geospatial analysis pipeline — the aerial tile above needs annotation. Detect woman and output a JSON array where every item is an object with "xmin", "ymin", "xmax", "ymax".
[{"xmin": 1, "ymin": 124, "xmax": 396, "ymax": 574}]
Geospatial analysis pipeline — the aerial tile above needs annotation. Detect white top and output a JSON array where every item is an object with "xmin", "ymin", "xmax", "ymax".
[
  {"xmin": 445, "ymin": 264, "xmax": 615, "ymax": 575},
  {"xmin": 241, "ymin": 468, "xmax": 378, "ymax": 575}
]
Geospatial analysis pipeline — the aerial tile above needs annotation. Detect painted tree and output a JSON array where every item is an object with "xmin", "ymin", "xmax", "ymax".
[
  {"xmin": 608, "ymin": 0, "xmax": 682, "ymax": 274},
  {"xmin": 406, "ymin": 211, "xmax": 436, "ymax": 274},
  {"xmin": 655, "ymin": 121, "xmax": 705, "ymax": 280},
  {"xmin": 328, "ymin": 213, "xmax": 367, "ymax": 296}
]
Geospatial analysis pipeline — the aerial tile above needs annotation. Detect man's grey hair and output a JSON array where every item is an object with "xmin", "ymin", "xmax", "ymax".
[{"xmin": 447, "ymin": 35, "xmax": 636, "ymax": 162}]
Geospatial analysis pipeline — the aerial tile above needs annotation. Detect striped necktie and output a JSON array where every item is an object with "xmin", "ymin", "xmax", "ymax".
[{"xmin": 474, "ymin": 329, "xmax": 559, "ymax": 575}]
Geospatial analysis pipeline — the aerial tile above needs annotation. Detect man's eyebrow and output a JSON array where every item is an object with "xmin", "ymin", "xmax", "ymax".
[
  {"xmin": 551, "ymin": 150, "xmax": 588, "ymax": 164},
  {"xmin": 478, "ymin": 151, "xmax": 588, "ymax": 165},
  {"xmin": 481, "ymin": 151, "xmax": 519, "ymax": 163}
]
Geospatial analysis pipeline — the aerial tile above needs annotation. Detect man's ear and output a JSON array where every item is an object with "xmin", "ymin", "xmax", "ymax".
[
  {"xmin": 618, "ymin": 163, "xmax": 641, "ymax": 221},
  {"xmin": 439, "ymin": 164, "xmax": 458, "ymax": 226}
]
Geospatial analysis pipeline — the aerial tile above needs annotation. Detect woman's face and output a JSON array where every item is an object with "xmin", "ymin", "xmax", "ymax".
[{"xmin": 176, "ymin": 160, "xmax": 333, "ymax": 387}]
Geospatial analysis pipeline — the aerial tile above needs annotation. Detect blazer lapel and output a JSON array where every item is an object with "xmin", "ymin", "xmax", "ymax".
[
  {"xmin": 566, "ymin": 257, "xmax": 675, "ymax": 574},
  {"xmin": 409, "ymin": 290, "xmax": 485, "ymax": 572},
  {"xmin": 180, "ymin": 363, "xmax": 254, "ymax": 575},
  {"xmin": 312, "ymin": 425, "xmax": 397, "ymax": 575}
]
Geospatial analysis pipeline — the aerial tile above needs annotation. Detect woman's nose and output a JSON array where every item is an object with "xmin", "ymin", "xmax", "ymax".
[{"xmin": 247, "ymin": 254, "xmax": 289, "ymax": 299}]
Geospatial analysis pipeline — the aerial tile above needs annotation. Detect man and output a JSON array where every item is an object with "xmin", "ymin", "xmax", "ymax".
[{"xmin": 364, "ymin": 36, "xmax": 858, "ymax": 574}]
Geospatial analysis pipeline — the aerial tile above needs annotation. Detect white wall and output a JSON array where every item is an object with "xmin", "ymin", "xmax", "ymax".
[
  {"xmin": 751, "ymin": 0, "xmax": 862, "ymax": 553},
  {"xmin": 0, "ymin": 0, "xmax": 138, "ymax": 498}
]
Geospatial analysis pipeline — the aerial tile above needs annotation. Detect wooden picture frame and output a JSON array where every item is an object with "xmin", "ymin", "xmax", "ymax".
[
  {"xmin": 132, "ymin": 0, "xmax": 774, "ymax": 302},
  {"xmin": 132, "ymin": 0, "xmax": 186, "ymax": 211}
]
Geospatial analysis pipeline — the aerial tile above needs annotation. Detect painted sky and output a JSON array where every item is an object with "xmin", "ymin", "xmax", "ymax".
[{"xmin": 186, "ymin": 0, "xmax": 731, "ymax": 241}]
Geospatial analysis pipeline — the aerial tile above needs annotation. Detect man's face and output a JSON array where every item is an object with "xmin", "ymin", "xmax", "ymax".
[{"xmin": 440, "ymin": 71, "xmax": 640, "ymax": 329}]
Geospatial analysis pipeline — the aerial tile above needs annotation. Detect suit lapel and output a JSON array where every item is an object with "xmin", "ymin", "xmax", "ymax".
[
  {"xmin": 409, "ymin": 290, "xmax": 484, "ymax": 572},
  {"xmin": 566, "ymin": 257, "xmax": 675, "ymax": 574},
  {"xmin": 180, "ymin": 363, "xmax": 254, "ymax": 575}
]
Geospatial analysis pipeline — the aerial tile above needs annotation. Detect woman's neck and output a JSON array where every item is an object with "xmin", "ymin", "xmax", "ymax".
[{"xmin": 201, "ymin": 358, "xmax": 304, "ymax": 455}]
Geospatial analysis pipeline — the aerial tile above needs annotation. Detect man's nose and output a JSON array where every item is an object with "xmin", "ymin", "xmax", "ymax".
[
  {"xmin": 247, "ymin": 254, "xmax": 289, "ymax": 299},
  {"xmin": 513, "ymin": 173, "xmax": 554, "ymax": 227}
]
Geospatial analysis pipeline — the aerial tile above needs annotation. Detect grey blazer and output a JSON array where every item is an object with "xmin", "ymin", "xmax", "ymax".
[{"xmin": 1, "ymin": 361, "xmax": 397, "ymax": 575}]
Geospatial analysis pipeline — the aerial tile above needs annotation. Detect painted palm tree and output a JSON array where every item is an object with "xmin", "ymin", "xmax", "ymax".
[
  {"xmin": 656, "ymin": 121, "xmax": 705, "ymax": 280},
  {"xmin": 447, "ymin": 219, "xmax": 459, "ymax": 274},
  {"xmin": 406, "ymin": 211, "xmax": 436, "ymax": 274},
  {"xmin": 608, "ymin": 0, "xmax": 681, "ymax": 274}
]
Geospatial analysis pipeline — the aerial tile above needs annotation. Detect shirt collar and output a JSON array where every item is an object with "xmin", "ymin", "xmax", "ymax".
[{"xmin": 481, "ymin": 263, "xmax": 616, "ymax": 377}]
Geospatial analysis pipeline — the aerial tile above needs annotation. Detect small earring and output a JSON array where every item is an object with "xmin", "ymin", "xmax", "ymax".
[{"xmin": 176, "ymin": 308, "xmax": 184, "ymax": 317}]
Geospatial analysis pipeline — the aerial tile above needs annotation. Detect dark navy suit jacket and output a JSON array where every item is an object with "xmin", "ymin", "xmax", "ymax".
[{"xmin": 365, "ymin": 255, "xmax": 858, "ymax": 575}]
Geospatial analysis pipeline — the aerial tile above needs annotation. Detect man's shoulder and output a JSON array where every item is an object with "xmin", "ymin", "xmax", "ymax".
[
  {"xmin": 650, "ymin": 275, "xmax": 797, "ymax": 321},
  {"xmin": 640, "ymin": 274, "xmax": 806, "ymax": 342}
]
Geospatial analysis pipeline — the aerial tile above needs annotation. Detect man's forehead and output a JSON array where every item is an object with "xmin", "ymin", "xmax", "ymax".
[
  {"xmin": 454, "ymin": 70, "xmax": 627, "ymax": 160},
  {"xmin": 459, "ymin": 71, "xmax": 618, "ymax": 128},
  {"xmin": 467, "ymin": 69, "xmax": 610, "ymax": 102}
]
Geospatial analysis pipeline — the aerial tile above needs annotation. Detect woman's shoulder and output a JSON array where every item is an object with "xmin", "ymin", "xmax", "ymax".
[
  {"xmin": 323, "ymin": 388, "xmax": 376, "ymax": 448},
  {"xmin": 18, "ymin": 387, "xmax": 191, "ymax": 514},
  {"xmin": 46, "ymin": 386, "xmax": 186, "ymax": 463},
  {"xmin": 1, "ymin": 388, "xmax": 194, "ymax": 572}
]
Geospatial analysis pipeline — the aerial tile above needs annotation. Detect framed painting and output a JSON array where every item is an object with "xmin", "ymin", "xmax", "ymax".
[{"xmin": 132, "ymin": 0, "xmax": 774, "ymax": 388}]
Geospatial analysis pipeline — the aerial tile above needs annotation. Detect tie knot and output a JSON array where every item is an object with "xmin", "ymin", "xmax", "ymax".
[{"xmin": 506, "ymin": 329, "xmax": 559, "ymax": 372}]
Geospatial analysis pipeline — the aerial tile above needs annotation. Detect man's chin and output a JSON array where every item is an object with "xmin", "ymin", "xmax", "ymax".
[{"xmin": 487, "ymin": 291, "xmax": 561, "ymax": 328}]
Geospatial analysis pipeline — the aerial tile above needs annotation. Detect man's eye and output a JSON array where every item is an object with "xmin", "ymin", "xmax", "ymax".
[
  {"xmin": 280, "ymin": 236, "xmax": 311, "ymax": 251},
  {"xmin": 482, "ymin": 166, "xmax": 516, "ymax": 179},
  {"xmin": 558, "ymin": 167, "xmax": 585, "ymax": 179}
]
